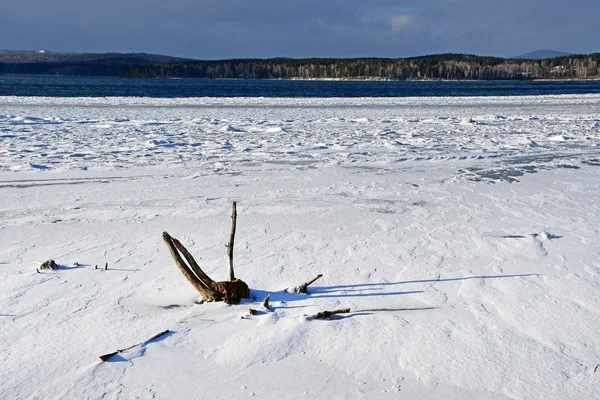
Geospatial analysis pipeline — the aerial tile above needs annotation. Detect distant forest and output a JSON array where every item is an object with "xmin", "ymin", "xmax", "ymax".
[{"xmin": 2, "ymin": 52, "xmax": 600, "ymax": 80}]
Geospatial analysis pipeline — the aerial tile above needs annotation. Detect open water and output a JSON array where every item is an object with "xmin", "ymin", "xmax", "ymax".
[{"xmin": 2, "ymin": 74, "xmax": 600, "ymax": 98}]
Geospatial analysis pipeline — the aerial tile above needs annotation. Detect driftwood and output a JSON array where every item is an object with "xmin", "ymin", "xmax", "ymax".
[
  {"xmin": 285, "ymin": 274, "xmax": 323, "ymax": 294},
  {"xmin": 162, "ymin": 232, "xmax": 249, "ymax": 304},
  {"xmin": 39, "ymin": 260, "xmax": 58, "ymax": 270},
  {"xmin": 99, "ymin": 329, "xmax": 170, "ymax": 362},
  {"xmin": 311, "ymin": 306, "xmax": 437, "ymax": 320},
  {"xmin": 163, "ymin": 202, "xmax": 324, "ymax": 305},
  {"xmin": 312, "ymin": 308, "xmax": 351, "ymax": 319},
  {"xmin": 359, "ymin": 307, "xmax": 437, "ymax": 312}
]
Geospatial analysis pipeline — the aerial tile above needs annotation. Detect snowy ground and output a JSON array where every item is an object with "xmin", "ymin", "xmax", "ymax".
[{"xmin": 1, "ymin": 95, "xmax": 599, "ymax": 399}]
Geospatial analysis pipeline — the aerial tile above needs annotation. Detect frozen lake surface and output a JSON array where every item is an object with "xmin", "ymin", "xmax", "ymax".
[{"xmin": 0, "ymin": 95, "xmax": 599, "ymax": 399}]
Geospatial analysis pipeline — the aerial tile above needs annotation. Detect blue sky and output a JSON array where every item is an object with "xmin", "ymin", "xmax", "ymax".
[{"xmin": 2, "ymin": 0, "xmax": 598, "ymax": 59}]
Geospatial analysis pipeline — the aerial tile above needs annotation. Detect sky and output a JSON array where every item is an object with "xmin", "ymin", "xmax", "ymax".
[{"xmin": 1, "ymin": 0, "xmax": 599, "ymax": 59}]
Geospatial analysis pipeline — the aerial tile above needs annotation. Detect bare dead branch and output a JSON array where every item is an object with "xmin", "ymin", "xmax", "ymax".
[
  {"xmin": 169, "ymin": 235, "xmax": 217, "ymax": 289},
  {"xmin": 359, "ymin": 307, "xmax": 437, "ymax": 312},
  {"xmin": 311, "ymin": 306, "xmax": 437, "ymax": 320},
  {"xmin": 162, "ymin": 232, "xmax": 222, "ymax": 302},
  {"xmin": 285, "ymin": 274, "xmax": 323, "ymax": 293},
  {"xmin": 312, "ymin": 308, "xmax": 351, "ymax": 320},
  {"xmin": 226, "ymin": 201, "xmax": 237, "ymax": 281},
  {"xmin": 99, "ymin": 329, "xmax": 170, "ymax": 362}
]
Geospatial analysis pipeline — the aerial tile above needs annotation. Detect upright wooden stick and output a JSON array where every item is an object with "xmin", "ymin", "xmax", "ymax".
[{"xmin": 226, "ymin": 201, "xmax": 237, "ymax": 281}]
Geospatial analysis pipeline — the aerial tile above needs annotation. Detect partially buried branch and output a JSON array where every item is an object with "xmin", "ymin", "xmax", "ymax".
[
  {"xmin": 312, "ymin": 308, "xmax": 351, "ymax": 320},
  {"xmin": 311, "ymin": 306, "xmax": 438, "ymax": 320},
  {"xmin": 162, "ymin": 202, "xmax": 251, "ymax": 304},
  {"xmin": 285, "ymin": 274, "xmax": 323, "ymax": 294},
  {"xmin": 163, "ymin": 202, "xmax": 321, "ymax": 305},
  {"xmin": 162, "ymin": 232, "xmax": 222, "ymax": 302}
]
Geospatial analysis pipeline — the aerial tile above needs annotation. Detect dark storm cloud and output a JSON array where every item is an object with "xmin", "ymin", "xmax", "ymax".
[{"xmin": 1, "ymin": 0, "xmax": 598, "ymax": 58}]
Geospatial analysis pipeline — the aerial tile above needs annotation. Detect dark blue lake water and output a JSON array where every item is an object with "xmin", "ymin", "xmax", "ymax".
[{"xmin": 2, "ymin": 75, "xmax": 600, "ymax": 98}]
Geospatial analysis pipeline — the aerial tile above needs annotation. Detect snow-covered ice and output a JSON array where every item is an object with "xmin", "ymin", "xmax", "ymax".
[{"xmin": 0, "ymin": 95, "xmax": 599, "ymax": 399}]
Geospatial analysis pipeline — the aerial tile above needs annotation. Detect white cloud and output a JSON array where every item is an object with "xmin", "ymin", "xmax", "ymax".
[{"xmin": 390, "ymin": 14, "xmax": 414, "ymax": 32}]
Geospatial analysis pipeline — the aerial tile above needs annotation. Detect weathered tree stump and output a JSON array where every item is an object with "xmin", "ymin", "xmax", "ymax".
[
  {"xmin": 163, "ymin": 202, "xmax": 322, "ymax": 306},
  {"xmin": 162, "ymin": 232, "xmax": 250, "ymax": 304}
]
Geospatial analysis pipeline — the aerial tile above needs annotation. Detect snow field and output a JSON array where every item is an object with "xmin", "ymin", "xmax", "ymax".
[{"xmin": 0, "ymin": 95, "xmax": 599, "ymax": 399}]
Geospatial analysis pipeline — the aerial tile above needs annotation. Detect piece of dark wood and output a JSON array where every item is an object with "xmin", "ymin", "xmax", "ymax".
[
  {"xmin": 311, "ymin": 307, "xmax": 437, "ymax": 320},
  {"xmin": 359, "ymin": 307, "xmax": 437, "ymax": 312},
  {"xmin": 163, "ymin": 228, "xmax": 250, "ymax": 303},
  {"xmin": 312, "ymin": 308, "xmax": 351, "ymax": 320},
  {"xmin": 162, "ymin": 232, "xmax": 222, "ymax": 302},
  {"xmin": 39, "ymin": 260, "xmax": 58, "ymax": 270},
  {"xmin": 285, "ymin": 274, "xmax": 323, "ymax": 294},
  {"xmin": 99, "ymin": 329, "xmax": 170, "ymax": 362}
]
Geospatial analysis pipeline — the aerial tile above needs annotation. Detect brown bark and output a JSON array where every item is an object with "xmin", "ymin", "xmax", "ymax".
[
  {"xmin": 162, "ymin": 232, "xmax": 222, "ymax": 302},
  {"xmin": 163, "ymin": 231, "xmax": 250, "ymax": 304}
]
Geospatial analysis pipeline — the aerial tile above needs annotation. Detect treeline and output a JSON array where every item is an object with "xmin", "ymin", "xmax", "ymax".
[
  {"xmin": 0, "ymin": 61, "xmax": 123, "ymax": 76},
  {"xmin": 122, "ymin": 54, "xmax": 600, "ymax": 80},
  {"xmin": 0, "ymin": 51, "xmax": 189, "ymax": 76},
  {"xmin": 2, "ymin": 53, "xmax": 600, "ymax": 80}
]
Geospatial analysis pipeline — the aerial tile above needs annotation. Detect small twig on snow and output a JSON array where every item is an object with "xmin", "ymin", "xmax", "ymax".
[
  {"xmin": 312, "ymin": 308, "xmax": 351, "ymax": 320},
  {"xmin": 285, "ymin": 274, "xmax": 323, "ymax": 294},
  {"xmin": 311, "ymin": 306, "xmax": 438, "ymax": 320},
  {"xmin": 99, "ymin": 329, "xmax": 170, "ymax": 362}
]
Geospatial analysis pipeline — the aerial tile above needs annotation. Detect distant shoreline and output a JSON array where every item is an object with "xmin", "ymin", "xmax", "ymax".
[
  {"xmin": 3, "ymin": 52, "xmax": 599, "ymax": 81},
  {"xmin": 3, "ymin": 73, "xmax": 600, "ymax": 82},
  {"xmin": 532, "ymin": 77, "xmax": 600, "ymax": 82}
]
